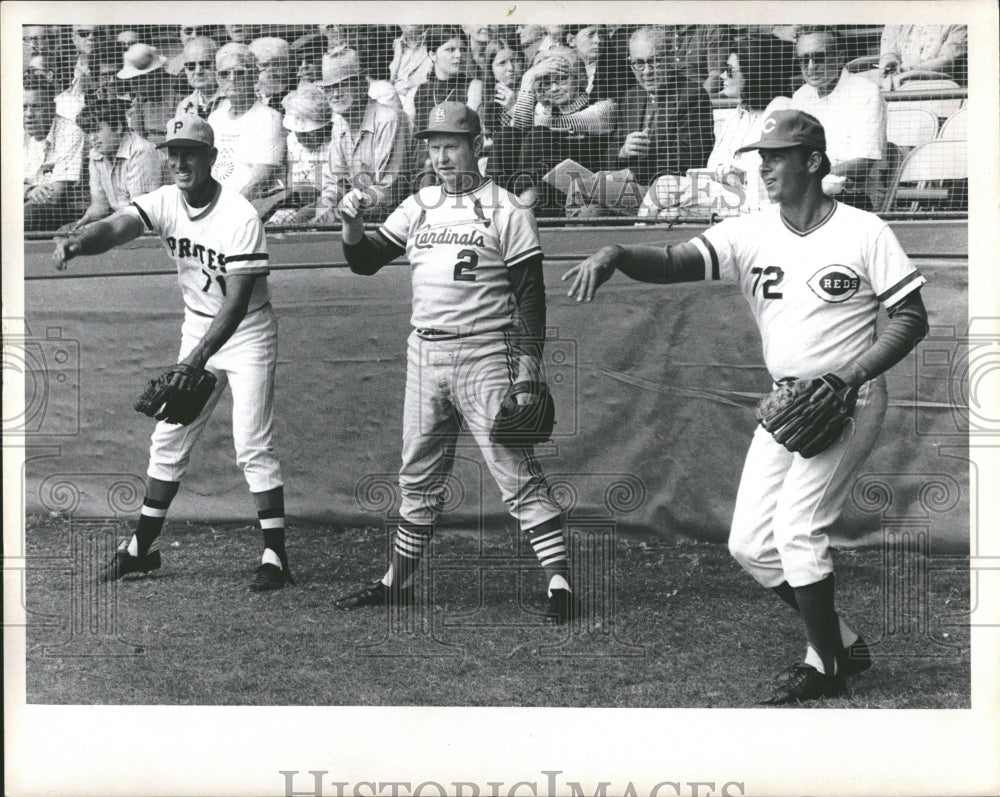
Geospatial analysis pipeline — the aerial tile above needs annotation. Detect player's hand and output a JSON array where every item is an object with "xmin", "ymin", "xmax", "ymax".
[
  {"xmin": 52, "ymin": 237, "xmax": 78, "ymax": 271},
  {"xmin": 562, "ymin": 244, "xmax": 623, "ymax": 303},
  {"xmin": 338, "ymin": 188, "xmax": 372, "ymax": 221},
  {"xmin": 619, "ymin": 129, "xmax": 651, "ymax": 159}
]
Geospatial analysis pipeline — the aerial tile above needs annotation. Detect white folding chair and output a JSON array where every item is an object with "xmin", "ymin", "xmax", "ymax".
[
  {"xmin": 892, "ymin": 78, "xmax": 963, "ymax": 119},
  {"xmin": 881, "ymin": 138, "xmax": 968, "ymax": 212},
  {"xmin": 937, "ymin": 107, "xmax": 968, "ymax": 141},
  {"xmin": 886, "ymin": 106, "xmax": 940, "ymax": 148}
]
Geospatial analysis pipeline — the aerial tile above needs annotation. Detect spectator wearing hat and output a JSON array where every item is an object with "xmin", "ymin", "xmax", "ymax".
[
  {"xmin": 790, "ymin": 26, "xmax": 886, "ymax": 209},
  {"xmin": 315, "ymin": 47, "xmax": 411, "ymax": 221},
  {"xmin": 176, "ymin": 37, "xmax": 223, "ymax": 119},
  {"xmin": 207, "ymin": 42, "xmax": 286, "ymax": 205},
  {"xmin": 250, "ymin": 36, "xmax": 293, "ymax": 110},
  {"xmin": 608, "ymin": 26, "xmax": 715, "ymax": 188},
  {"xmin": 64, "ymin": 98, "xmax": 165, "ymax": 230},
  {"xmin": 411, "ymin": 26, "xmax": 484, "ymax": 144},
  {"xmin": 118, "ymin": 43, "xmax": 184, "ymax": 146},
  {"xmin": 24, "ymin": 73, "xmax": 87, "ymax": 231},
  {"xmin": 291, "ymin": 33, "xmax": 326, "ymax": 87},
  {"xmin": 266, "ymin": 85, "xmax": 336, "ymax": 225}
]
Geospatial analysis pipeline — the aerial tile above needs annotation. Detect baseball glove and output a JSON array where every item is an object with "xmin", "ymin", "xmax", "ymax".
[
  {"xmin": 489, "ymin": 381, "xmax": 556, "ymax": 446},
  {"xmin": 134, "ymin": 364, "xmax": 217, "ymax": 426},
  {"xmin": 756, "ymin": 373, "xmax": 858, "ymax": 458}
]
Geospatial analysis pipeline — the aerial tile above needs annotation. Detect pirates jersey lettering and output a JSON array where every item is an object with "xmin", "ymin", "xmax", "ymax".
[{"xmin": 126, "ymin": 184, "xmax": 271, "ymax": 317}]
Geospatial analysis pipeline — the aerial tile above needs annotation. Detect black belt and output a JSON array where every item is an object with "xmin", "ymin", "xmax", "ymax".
[{"xmin": 187, "ymin": 301, "xmax": 270, "ymax": 319}]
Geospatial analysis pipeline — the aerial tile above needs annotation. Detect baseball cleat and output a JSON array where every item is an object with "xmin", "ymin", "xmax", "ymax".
[
  {"xmin": 545, "ymin": 588, "xmax": 579, "ymax": 626},
  {"xmin": 334, "ymin": 579, "xmax": 414, "ymax": 609},
  {"xmin": 249, "ymin": 563, "xmax": 293, "ymax": 592},
  {"xmin": 759, "ymin": 664, "xmax": 847, "ymax": 705},
  {"xmin": 839, "ymin": 636, "xmax": 873, "ymax": 676},
  {"xmin": 101, "ymin": 543, "xmax": 161, "ymax": 582}
]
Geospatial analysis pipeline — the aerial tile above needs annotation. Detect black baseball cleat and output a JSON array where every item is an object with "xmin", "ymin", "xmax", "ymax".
[
  {"xmin": 249, "ymin": 563, "xmax": 294, "ymax": 592},
  {"xmin": 839, "ymin": 636, "xmax": 873, "ymax": 676},
  {"xmin": 545, "ymin": 588, "xmax": 579, "ymax": 626},
  {"xmin": 759, "ymin": 664, "xmax": 848, "ymax": 705},
  {"xmin": 334, "ymin": 579, "xmax": 414, "ymax": 609},
  {"xmin": 101, "ymin": 543, "xmax": 161, "ymax": 582}
]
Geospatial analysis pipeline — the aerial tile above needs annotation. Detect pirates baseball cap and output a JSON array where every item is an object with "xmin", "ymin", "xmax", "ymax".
[
  {"xmin": 157, "ymin": 115, "xmax": 215, "ymax": 148},
  {"xmin": 735, "ymin": 109, "xmax": 827, "ymax": 154},
  {"xmin": 414, "ymin": 101, "xmax": 482, "ymax": 139}
]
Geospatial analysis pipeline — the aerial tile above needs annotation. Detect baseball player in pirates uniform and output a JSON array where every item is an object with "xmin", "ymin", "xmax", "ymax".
[
  {"xmin": 53, "ymin": 115, "xmax": 291, "ymax": 592},
  {"xmin": 334, "ymin": 102, "xmax": 576, "ymax": 624},
  {"xmin": 564, "ymin": 110, "xmax": 928, "ymax": 702}
]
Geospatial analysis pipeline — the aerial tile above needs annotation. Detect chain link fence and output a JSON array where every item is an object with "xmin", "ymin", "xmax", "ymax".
[{"xmin": 21, "ymin": 22, "xmax": 968, "ymax": 235}]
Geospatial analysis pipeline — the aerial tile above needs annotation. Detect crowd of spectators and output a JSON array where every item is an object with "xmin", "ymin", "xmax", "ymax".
[{"xmin": 22, "ymin": 22, "xmax": 969, "ymax": 230}]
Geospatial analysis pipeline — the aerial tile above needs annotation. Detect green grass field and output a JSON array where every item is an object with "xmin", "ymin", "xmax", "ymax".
[{"xmin": 24, "ymin": 515, "xmax": 970, "ymax": 708}]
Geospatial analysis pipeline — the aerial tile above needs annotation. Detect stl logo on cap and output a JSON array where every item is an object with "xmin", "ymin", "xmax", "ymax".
[
  {"xmin": 434, "ymin": 107, "xmax": 447, "ymax": 122},
  {"xmin": 762, "ymin": 116, "xmax": 778, "ymax": 134}
]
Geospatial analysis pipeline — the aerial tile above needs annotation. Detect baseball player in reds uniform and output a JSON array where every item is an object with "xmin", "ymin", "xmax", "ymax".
[
  {"xmin": 333, "ymin": 101, "xmax": 577, "ymax": 624},
  {"xmin": 52, "ymin": 115, "xmax": 292, "ymax": 592},
  {"xmin": 564, "ymin": 110, "xmax": 929, "ymax": 702}
]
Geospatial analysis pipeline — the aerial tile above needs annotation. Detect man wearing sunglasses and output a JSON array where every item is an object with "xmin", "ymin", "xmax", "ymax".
[
  {"xmin": 790, "ymin": 26, "xmax": 887, "ymax": 211},
  {"xmin": 206, "ymin": 43, "xmax": 285, "ymax": 205},
  {"xmin": 176, "ymin": 37, "xmax": 224, "ymax": 119}
]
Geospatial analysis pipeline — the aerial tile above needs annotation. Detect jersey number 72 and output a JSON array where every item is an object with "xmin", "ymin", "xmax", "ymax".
[{"xmin": 750, "ymin": 266, "xmax": 784, "ymax": 299}]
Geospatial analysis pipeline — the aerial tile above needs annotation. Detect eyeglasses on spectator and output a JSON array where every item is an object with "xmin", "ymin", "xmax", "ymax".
[
  {"xmin": 629, "ymin": 56, "xmax": 664, "ymax": 72},
  {"xmin": 798, "ymin": 52, "xmax": 832, "ymax": 67},
  {"xmin": 185, "ymin": 60, "xmax": 214, "ymax": 70}
]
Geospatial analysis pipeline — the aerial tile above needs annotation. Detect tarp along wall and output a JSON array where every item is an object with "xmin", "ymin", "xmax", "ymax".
[{"xmin": 20, "ymin": 227, "xmax": 970, "ymax": 551}]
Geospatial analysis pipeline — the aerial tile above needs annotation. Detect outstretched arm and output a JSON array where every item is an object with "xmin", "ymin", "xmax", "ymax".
[
  {"xmin": 53, "ymin": 210, "xmax": 145, "ymax": 270},
  {"xmin": 561, "ymin": 241, "xmax": 706, "ymax": 302}
]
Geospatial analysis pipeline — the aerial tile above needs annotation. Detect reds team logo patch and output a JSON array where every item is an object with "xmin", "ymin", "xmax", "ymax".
[{"xmin": 807, "ymin": 265, "xmax": 862, "ymax": 303}]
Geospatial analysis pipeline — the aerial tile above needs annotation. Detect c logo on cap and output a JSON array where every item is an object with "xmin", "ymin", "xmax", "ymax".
[
  {"xmin": 434, "ymin": 107, "xmax": 447, "ymax": 122},
  {"xmin": 173, "ymin": 120, "xmax": 185, "ymax": 133},
  {"xmin": 762, "ymin": 117, "xmax": 778, "ymax": 134}
]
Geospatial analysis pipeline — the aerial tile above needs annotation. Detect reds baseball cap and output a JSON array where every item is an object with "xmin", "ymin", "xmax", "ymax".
[
  {"xmin": 735, "ymin": 109, "xmax": 827, "ymax": 154},
  {"xmin": 157, "ymin": 115, "xmax": 215, "ymax": 149},
  {"xmin": 414, "ymin": 101, "xmax": 482, "ymax": 139}
]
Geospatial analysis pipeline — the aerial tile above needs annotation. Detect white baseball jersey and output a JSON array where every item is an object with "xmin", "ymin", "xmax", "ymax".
[
  {"xmin": 377, "ymin": 179, "xmax": 543, "ymax": 333},
  {"xmin": 695, "ymin": 201, "xmax": 925, "ymax": 380},
  {"xmin": 126, "ymin": 184, "xmax": 271, "ymax": 316}
]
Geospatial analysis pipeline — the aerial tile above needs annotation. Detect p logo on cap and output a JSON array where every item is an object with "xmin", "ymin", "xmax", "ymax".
[{"xmin": 156, "ymin": 115, "xmax": 215, "ymax": 149}]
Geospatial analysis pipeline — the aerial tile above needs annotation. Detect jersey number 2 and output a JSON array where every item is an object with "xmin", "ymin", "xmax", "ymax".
[
  {"xmin": 453, "ymin": 249, "xmax": 479, "ymax": 282},
  {"xmin": 201, "ymin": 269, "xmax": 227, "ymax": 296},
  {"xmin": 750, "ymin": 266, "xmax": 784, "ymax": 299}
]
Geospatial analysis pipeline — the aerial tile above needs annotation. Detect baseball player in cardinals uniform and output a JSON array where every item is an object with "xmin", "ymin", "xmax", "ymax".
[
  {"xmin": 564, "ymin": 110, "xmax": 928, "ymax": 702},
  {"xmin": 53, "ymin": 115, "xmax": 291, "ymax": 592},
  {"xmin": 334, "ymin": 102, "xmax": 576, "ymax": 624}
]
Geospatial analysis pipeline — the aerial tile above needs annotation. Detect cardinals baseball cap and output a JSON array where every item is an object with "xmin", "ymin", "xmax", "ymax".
[
  {"xmin": 735, "ymin": 109, "xmax": 827, "ymax": 154},
  {"xmin": 157, "ymin": 115, "xmax": 215, "ymax": 148},
  {"xmin": 414, "ymin": 101, "xmax": 482, "ymax": 139}
]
